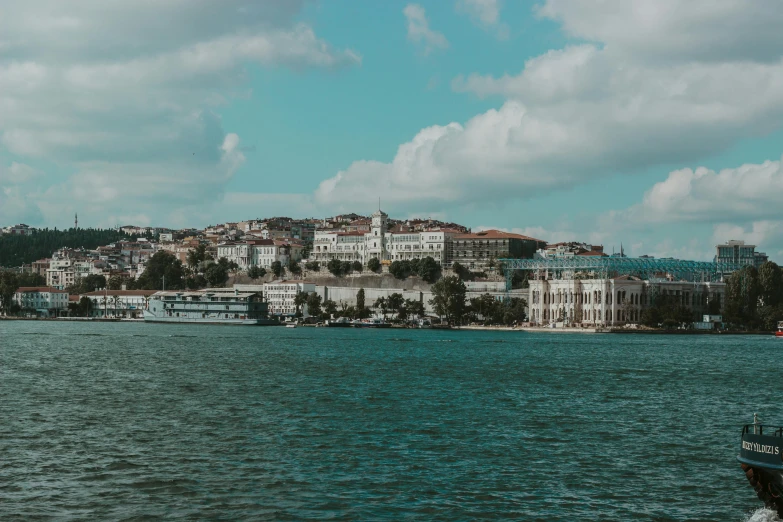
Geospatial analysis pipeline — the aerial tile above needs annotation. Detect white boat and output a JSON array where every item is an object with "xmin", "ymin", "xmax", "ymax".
[
  {"xmin": 144, "ymin": 288, "xmax": 278, "ymax": 325},
  {"xmin": 285, "ymin": 323, "xmax": 297, "ymax": 328}
]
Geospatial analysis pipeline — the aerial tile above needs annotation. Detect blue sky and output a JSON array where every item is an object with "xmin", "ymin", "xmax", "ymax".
[{"xmin": 1, "ymin": 0, "xmax": 783, "ymax": 261}]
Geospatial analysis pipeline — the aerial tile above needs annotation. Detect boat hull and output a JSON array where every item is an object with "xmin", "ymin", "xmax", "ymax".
[
  {"xmin": 143, "ymin": 312, "xmax": 278, "ymax": 326},
  {"xmin": 738, "ymin": 429, "xmax": 783, "ymax": 516}
]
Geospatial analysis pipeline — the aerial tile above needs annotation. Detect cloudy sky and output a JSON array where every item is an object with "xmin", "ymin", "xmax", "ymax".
[{"xmin": 1, "ymin": 0, "xmax": 782, "ymax": 261}]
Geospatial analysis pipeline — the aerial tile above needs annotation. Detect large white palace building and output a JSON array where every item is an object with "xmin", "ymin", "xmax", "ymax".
[{"xmin": 528, "ymin": 276, "xmax": 725, "ymax": 327}]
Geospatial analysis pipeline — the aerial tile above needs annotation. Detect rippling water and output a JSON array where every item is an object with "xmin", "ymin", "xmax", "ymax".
[{"xmin": 1, "ymin": 321, "xmax": 781, "ymax": 520}]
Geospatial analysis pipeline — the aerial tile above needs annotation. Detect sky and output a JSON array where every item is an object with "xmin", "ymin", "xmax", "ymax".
[{"xmin": 1, "ymin": 0, "xmax": 782, "ymax": 262}]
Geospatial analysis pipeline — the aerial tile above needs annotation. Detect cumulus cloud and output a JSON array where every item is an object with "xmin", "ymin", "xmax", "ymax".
[
  {"xmin": 0, "ymin": 0, "xmax": 360, "ymax": 227},
  {"xmin": 536, "ymin": 0, "xmax": 783, "ymax": 63},
  {"xmin": 319, "ymin": 1, "xmax": 783, "ymax": 214},
  {"xmin": 619, "ymin": 156, "xmax": 783, "ymax": 224},
  {"xmin": 404, "ymin": 4, "xmax": 449, "ymax": 55},
  {"xmin": 456, "ymin": 0, "xmax": 509, "ymax": 39}
]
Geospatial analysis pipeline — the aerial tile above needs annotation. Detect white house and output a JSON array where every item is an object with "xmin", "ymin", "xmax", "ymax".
[
  {"xmin": 262, "ymin": 280, "xmax": 316, "ymax": 316},
  {"xmin": 13, "ymin": 287, "xmax": 69, "ymax": 316},
  {"xmin": 80, "ymin": 290, "xmax": 158, "ymax": 318},
  {"xmin": 216, "ymin": 239, "xmax": 301, "ymax": 270}
]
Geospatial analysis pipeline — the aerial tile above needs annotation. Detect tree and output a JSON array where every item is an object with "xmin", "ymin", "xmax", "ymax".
[
  {"xmin": 305, "ymin": 261, "xmax": 320, "ymax": 272},
  {"xmin": 306, "ymin": 293, "xmax": 322, "ymax": 318},
  {"xmin": 323, "ymin": 299, "xmax": 338, "ymax": 318},
  {"xmin": 451, "ymin": 262, "xmax": 471, "ymax": 281},
  {"xmin": 352, "ymin": 260, "xmax": 363, "ymax": 273},
  {"xmin": 327, "ymin": 258, "xmax": 343, "ymax": 277},
  {"xmin": 417, "ymin": 257, "xmax": 440, "ymax": 283},
  {"xmin": 270, "ymin": 261, "xmax": 283, "ymax": 278},
  {"xmin": 725, "ymin": 266, "xmax": 761, "ymax": 327},
  {"xmin": 0, "ymin": 228, "xmax": 127, "ymax": 268},
  {"xmin": 68, "ymin": 296, "xmax": 94, "ymax": 317},
  {"xmin": 404, "ymin": 298, "xmax": 424, "ymax": 318},
  {"xmin": 294, "ymin": 291, "xmax": 309, "ymax": 317},
  {"xmin": 367, "ymin": 258, "xmax": 381, "ymax": 273},
  {"xmin": 357, "ymin": 288, "xmax": 366, "ymax": 310},
  {"xmin": 429, "ymin": 276, "xmax": 467, "ymax": 325},
  {"xmin": 374, "ymin": 296, "xmax": 388, "ymax": 318},
  {"xmin": 187, "ymin": 243, "xmax": 209, "ymax": 269},
  {"xmin": 388, "ymin": 293, "xmax": 404, "ymax": 319},
  {"xmin": 137, "ymin": 251, "xmax": 184, "ymax": 290},
  {"xmin": 0, "ymin": 270, "xmax": 18, "ymax": 314},
  {"xmin": 340, "ymin": 260, "xmax": 352, "ymax": 275},
  {"xmin": 288, "ymin": 259, "xmax": 302, "ymax": 276},
  {"xmin": 16, "ymin": 272, "xmax": 46, "ymax": 287},
  {"xmin": 759, "ymin": 261, "xmax": 783, "ymax": 308},
  {"xmin": 108, "ymin": 275, "xmax": 125, "ymax": 290},
  {"xmin": 389, "ymin": 260, "xmax": 408, "ymax": 280},
  {"xmin": 204, "ymin": 263, "xmax": 228, "ymax": 288},
  {"xmin": 111, "ymin": 295, "xmax": 123, "ymax": 317},
  {"xmin": 248, "ymin": 266, "xmax": 266, "ymax": 280},
  {"xmin": 70, "ymin": 273, "xmax": 107, "ymax": 294}
]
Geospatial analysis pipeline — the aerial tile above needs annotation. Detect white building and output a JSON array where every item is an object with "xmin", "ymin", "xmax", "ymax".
[
  {"xmin": 528, "ymin": 276, "xmax": 725, "ymax": 327},
  {"xmin": 216, "ymin": 239, "xmax": 303, "ymax": 270},
  {"xmin": 14, "ymin": 287, "xmax": 69, "ymax": 316},
  {"xmin": 262, "ymin": 280, "xmax": 316, "ymax": 316},
  {"xmin": 2, "ymin": 223, "xmax": 35, "ymax": 236},
  {"xmin": 309, "ymin": 210, "xmax": 453, "ymax": 266},
  {"xmin": 81, "ymin": 290, "xmax": 158, "ymax": 318}
]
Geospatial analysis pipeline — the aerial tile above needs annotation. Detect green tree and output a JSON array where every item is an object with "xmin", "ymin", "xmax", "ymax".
[
  {"xmin": 204, "ymin": 263, "xmax": 229, "ymax": 287},
  {"xmin": 357, "ymin": 288, "xmax": 366, "ymax": 310},
  {"xmin": 451, "ymin": 262, "xmax": 471, "ymax": 281},
  {"xmin": 417, "ymin": 256, "xmax": 440, "ymax": 283},
  {"xmin": 323, "ymin": 299, "xmax": 338, "ymax": 317},
  {"xmin": 724, "ymin": 266, "xmax": 761, "ymax": 327},
  {"xmin": 367, "ymin": 257, "xmax": 381, "ymax": 273},
  {"xmin": 305, "ymin": 261, "xmax": 320, "ymax": 272},
  {"xmin": 306, "ymin": 293, "xmax": 322, "ymax": 318},
  {"xmin": 340, "ymin": 260, "xmax": 352, "ymax": 275},
  {"xmin": 288, "ymin": 259, "xmax": 302, "ymax": 276},
  {"xmin": 0, "ymin": 270, "xmax": 19, "ymax": 314},
  {"xmin": 758, "ymin": 261, "xmax": 783, "ymax": 308},
  {"xmin": 429, "ymin": 275, "xmax": 467, "ymax": 325},
  {"xmin": 404, "ymin": 298, "xmax": 424, "ymax": 318},
  {"xmin": 352, "ymin": 260, "xmax": 363, "ymax": 273},
  {"xmin": 374, "ymin": 296, "xmax": 388, "ymax": 318},
  {"xmin": 187, "ymin": 243, "xmax": 209, "ymax": 269},
  {"xmin": 108, "ymin": 275, "xmax": 124, "ymax": 290},
  {"xmin": 271, "ymin": 261, "xmax": 284, "ymax": 278},
  {"xmin": 0, "ymin": 228, "xmax": 127, "ymax": 268},
  {"xmin": 137, "ymin": 251, "xmax": 184, "ymax": 290},
  {"xmin": 327, "ymin": 258, "xmax": 343, "ymax": 277},
  {"xmin": 248, "ymin": 265, "xmax": 266, "ymax": 280},
  {"xmin": 389, "ymin": 260, "xmax": 409, "ymax": 279},
  {"xmin": 388, "ymin": 293, "xmax": 404, "ymax": 319},
  {"xmin": 294, "ymin": 291, "xmax": 309, "ymax": 317},
  {"xmin": 16, "ymin": 272, "xmax": 46, "ymax": 287},
  {"xmin": 69, "ymin": 273, "xmax": 107, "ymax": 294}
]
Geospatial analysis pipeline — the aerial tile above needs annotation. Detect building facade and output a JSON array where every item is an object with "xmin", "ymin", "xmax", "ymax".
[
  {"xmin": 13, "ymin": 287, "xmax": 69, "ymax": 316},
  {"xmin": 449, "ymin": 230, "xmax": 546, "ymax": 269},
  {"xmin": 715, "ymin": 240, "xmax": 768, "ymax": 272},
  {"xmin": 81, "ymin": 290, "xmax": 158, "ymax": 318},
  {"xmin": 528, "ymin": 276, "xmax": 725, "ymax": 327},
  {"xmin": 216, "ymin": 239, "xmax": 303, "ymax": 270},
  {"xmin": 262, "ymin": 281, "xmax": 316, "ymax": 316}
]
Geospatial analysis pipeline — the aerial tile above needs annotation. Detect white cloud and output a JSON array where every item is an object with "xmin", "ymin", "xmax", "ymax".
[
  {"xmin": 404, "ymin": 4, "xmax": 449, "ymax": 55},
  {"xmin": 456, "ymin": 0, "xmax": 509, "ymax": 39},
  {"xmin": 319, "ymin": 1, "xmax": 783, "ymax": 215},
  {"xmin": 620, "ymin": 156, "xmax": 783, "ymax": 224},
  {"xmin": 536, "ymin": 0, "xmax": 783, "ymax": 63},
  {"xmin": 0, "ymin": 0, "xmax": 360, "ymax": 228}
]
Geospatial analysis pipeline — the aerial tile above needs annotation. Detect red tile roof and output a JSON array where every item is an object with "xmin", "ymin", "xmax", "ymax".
[
  {"xmin": 16, "ymin": 286, "xmax": 68, "ymax": 294},
  {"xmin": 455, "ymin": 229, "xmax": 545, "ymax": 242}
]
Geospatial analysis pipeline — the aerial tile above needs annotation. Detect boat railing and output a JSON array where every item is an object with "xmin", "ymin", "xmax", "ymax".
[{"xmin": 742, "ymin": 424, "xmax": 783, "ymax": 437}]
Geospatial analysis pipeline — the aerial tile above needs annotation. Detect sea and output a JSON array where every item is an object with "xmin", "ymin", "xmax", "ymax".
[{"xmin": 1, "ymin": 321, "xmax": 781, "ymax": 521}]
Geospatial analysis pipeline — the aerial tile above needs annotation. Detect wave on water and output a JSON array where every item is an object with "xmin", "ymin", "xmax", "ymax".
[{"xmin": 745, "ymin": 508, "xmax": 781, "ymax": 522}]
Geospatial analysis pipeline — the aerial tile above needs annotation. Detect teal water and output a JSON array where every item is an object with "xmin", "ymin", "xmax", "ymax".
[{"xmin": 1, "ymin": 322, "xmax": 781, "ymax": 521}]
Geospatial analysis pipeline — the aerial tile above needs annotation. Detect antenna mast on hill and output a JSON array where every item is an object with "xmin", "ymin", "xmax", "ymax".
[{"xmin": 75, "ymin": 213, "xmax": 78, "ymax": 230}]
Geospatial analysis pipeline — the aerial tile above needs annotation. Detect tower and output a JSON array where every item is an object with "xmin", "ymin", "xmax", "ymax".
[{"xmin": 75, "ymin": 213, "xmax": 78, "ymax": 230}]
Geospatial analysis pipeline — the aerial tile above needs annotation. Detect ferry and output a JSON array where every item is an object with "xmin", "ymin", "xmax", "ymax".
[
  {"xmin": 776, "ymin": 321, "xmax": 783, "ymax": 337},
  {"xmin": 326, "ymin": 317, "xmax": 352, "ymax": 327},
  {"xmin": 144, "ymin": 288, "xmax": 278, "ymax": 325},
  {"xmin": 738, "ymin": 414, "xmax": 783, "ymax": 517}
]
